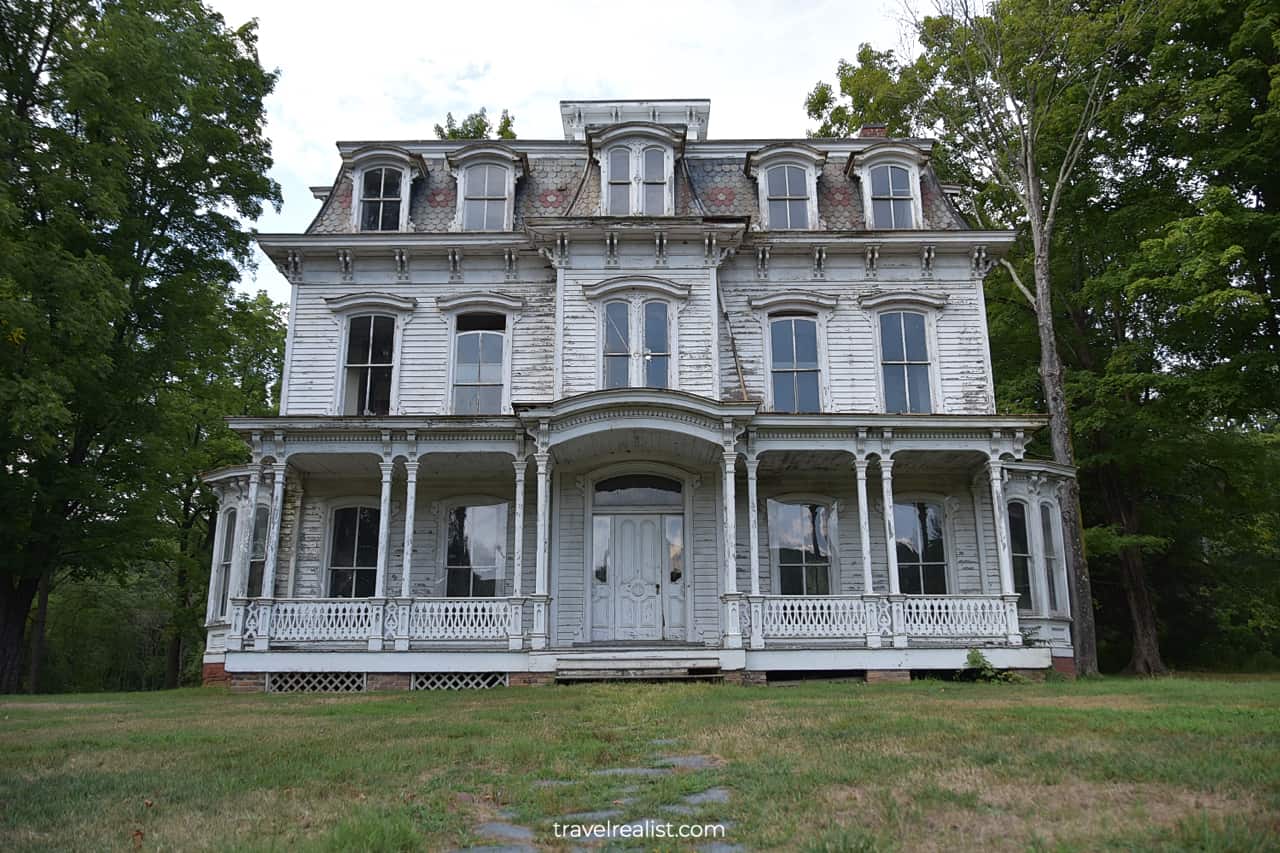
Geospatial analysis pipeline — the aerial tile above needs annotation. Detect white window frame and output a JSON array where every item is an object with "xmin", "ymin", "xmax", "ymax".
[
  {"xmin": 321, "ymin": 499, "xmax": 382, "ymax": 599},
  {"xmin": 891, "ymin": 491, "xmax": 959, "ymax": 595},
  {"xmin": 591, "ymin": 123, "xmax": 682, "ymax": 217},
  {"xmin": 849, "ymin": 142, "xmax": 927, "ymax": 231},
  {"xmin": 325, "ymin": 293, "xmax": 418, "ymax": 417},
  {"xmin": 436, "ymin": 293, "xmax": 524, "ymax": 415},
  {"xmin": 746, "ymin": 143, "xmax": 826, "ymax": 231},
  {"xmin": 749, "ymin": 291, "xmax": 837, "ymax": 413},
  {"xmin": 764, "ymin": 494, "xmax": 840, "ymax": 596},
  {"xmin": 1038, "ymin": 499, "xmax": 1069, "ymax": 617},
  {"xmin": 207, "ymin": 506, "xmax": 239, "ymax": 623},
  {"xmin": 1000, "ymin": 477, "xmax": 1073, "ymax": 618},
  {"xmin": 437, "ymin": 495, "xmax": 510, "ymax": 597},
  {"xmin": 860, "ymin": 290, "xmax": 948, "ymax": 416},
  {"xmin": 246, "ymin": 503, "xmax": 271, "ymax": 598},
  {"xmin": 1007, "ymin": 498, "xmax": 1036, "ymax": 613},
  {"xmin": 583, "ymin": 276, "xmax": 690, "ymax": 391},
  {"xmin": 347, "ymin": 146, "xmax": 417, "ymax": 233},
  {"xmin": 447, "ymin": 144, "xmax": 527, "ymax": 232}
]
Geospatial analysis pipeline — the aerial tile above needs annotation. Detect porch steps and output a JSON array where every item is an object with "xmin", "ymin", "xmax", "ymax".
[{"xmin": 554, "ymin": 648, "xmax": 723, "ymax": 683}]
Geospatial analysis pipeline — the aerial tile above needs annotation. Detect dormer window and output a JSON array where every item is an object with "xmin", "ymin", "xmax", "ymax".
[
  {"xmin": 766, "ymin": 165, "xmax": 809, "ymax": 229},
  {"xmin": 590, "ymin": 123, "xmax": 683, "ymax": 217},
  {"xmin": 448, "ymin": 143, "xmax": 527, "ymax": 232},
  {"xmin": 746, "ymin": 143, "xmax": 826, "ymax": 231},
  {"xmin": 870, "ymin": 164, "xmax": 914, "ymax": 228},
  {"xmin": 360, "ymin": 167, "xmax": 402, "ymax": 231},
  {"xmin": 463, "ymin": 164, "xmax": 510, "ymax": 231}
]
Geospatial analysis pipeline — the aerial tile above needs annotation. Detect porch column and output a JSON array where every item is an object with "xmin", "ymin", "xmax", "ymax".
[
  {"xmin": 987, "ymin": 458, "xmax": 1023, "ymax": 645},
  {"xmin": 855, "ymin": 456, "xmax": 881, "ymax": 649},
  {"xmin": 509, "ymin": 457, "xmax": 527, "ymax": 651},
  {"xmin": 394, "ymin": 456, "xmax": 418, "ymax": 651},
  {"xmin": 879, "ymin": 456, "xmax": 906, "ymax": 648},
  {"xmin": 261, "ymin": 462, "xmax": 287, "ymax": 598},
  {"xmin": 745, "ymin": 454, "xmax": 763, "ymax": 649},
  {"xmin": 374, "ymin": 460, "xmax": 394, "ymax": 599},
  {"xmin": 531, "ymin": 451, "xmax": 551, "ymax": 649},
  {"xmin": 722, "ymin": 450, "xmax": 743, "ymax": 649}
]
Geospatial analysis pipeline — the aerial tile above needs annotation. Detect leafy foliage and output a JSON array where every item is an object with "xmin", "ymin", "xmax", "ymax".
[{"xmin": 433, "ymin": 107, "xmax": 516, "ymax": 140}]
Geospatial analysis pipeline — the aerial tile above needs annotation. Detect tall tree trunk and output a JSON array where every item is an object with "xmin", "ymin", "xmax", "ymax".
[
  {"xmin": 0, "ymin": 577, "xmax": 40, "ymax": 694},
  {"xmin": 27, "ymin": 571, "xmax": 52, "ymax": 694},
  {"xmin": 164, "ymin": 565, "xmax": 189, "ymax": 689},
  {"xmin": 1100, "ymin": 468, "xmax": 1168, "ymax": 674},
  {"xmin": 1032, "ymin": 242, "xmax": 1100, "ymax": 676}
]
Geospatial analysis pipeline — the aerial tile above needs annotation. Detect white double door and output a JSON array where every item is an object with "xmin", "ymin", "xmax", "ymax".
[{"xmin": 592, "ymin": 513, "xmax": 685, "ymax": 641}]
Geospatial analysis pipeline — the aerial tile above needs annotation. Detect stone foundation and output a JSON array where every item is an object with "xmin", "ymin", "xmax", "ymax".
[
  {"xmin": 202, "ymin": 662, "xmax": 229, "ymax": 687},
  {"xmin": 510, "ymin": 672, "xmax": 555, "ymax": 687},
  {"xmin": 865, "ymin": 669, "xmax": 911, "ymax": 683},
  {"xmin": 366, "ymin": 673, "xmax": 412, "ymax": 692},
  {"xmin": 229, "ymin": 672, "xmax": 266, "ymax": 693},
  {"xmin": 722, "ymin": 670, "xmax": 767, "ymax": 686}
]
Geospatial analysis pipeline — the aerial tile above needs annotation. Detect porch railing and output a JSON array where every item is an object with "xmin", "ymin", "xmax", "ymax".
[
  {"xmin": 226, "ymin": 596, "xmax": 529, "ymax": 651},
  {"xmin": 747, "ymin": 593, "xmax": 1019, "ymax": 648}
]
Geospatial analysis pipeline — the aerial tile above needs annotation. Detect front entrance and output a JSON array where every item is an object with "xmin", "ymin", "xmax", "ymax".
[{"xmin": 589, "ymin": 475, "xmax": 687, "ymax": 642}]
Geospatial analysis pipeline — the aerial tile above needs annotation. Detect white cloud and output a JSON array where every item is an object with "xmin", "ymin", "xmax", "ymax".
[{"xmin": 208, "ymin": 0, "xmax": 905, "ymax": 302}]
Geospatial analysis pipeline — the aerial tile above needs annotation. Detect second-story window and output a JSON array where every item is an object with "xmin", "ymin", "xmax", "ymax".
[
  {"xmin": 766, "ymin": 165, "xmax": 809, "ymax": 229},
  {"xmin": 344, "ymin": 315, "xmax": 395, "ymax": 416},
  {"xmin": 360, "ymin": 167, "xmax": 402, "ymax": 231},
  {"xmin": 463, "ymin": 164, "xmax": 509, "ymax": 231},
  {"xmin": 770, "ymin": 315, "xmax": 820, "ymax": 413},
  {"xmin": 870, "ymin": 164, "xmax": 914, "ymax": 228},
  {"xmin": 602, "ymin": 299, "xmax": 672, "ymax": 389},
  {"xmin": 880, "ymin": 311, "xmax": 932, "ymax": 414},
  {"xmin": 643, "ymin": 301, "xmax": 669, "ymax": 388},
  {"xmin": 452, "ymin": 313, "xmax": 506, "ymax": 414}
]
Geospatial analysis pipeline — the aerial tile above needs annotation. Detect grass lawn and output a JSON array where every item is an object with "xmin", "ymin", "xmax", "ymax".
[{"xmin": 1, "ymin": 676, "xmax": 1278, "ymax": 851}]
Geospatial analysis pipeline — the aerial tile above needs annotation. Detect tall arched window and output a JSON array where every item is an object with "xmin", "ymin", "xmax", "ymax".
[
  {"xmin": 895, "ymin": 500, "xmax": 947, "ymax": 594},
  {"xmin": 359, "ymin": 166, "xmax": 403, "ymax": 231},
  {"xmin": 766, "ymin": 164, "xmax": 809, "ymax": 229},
  {"xmin": 452, "ymin": 313, "xmax": 506, "ymax": 414},
  {"xmin": 880, "ymin": 311, "xmax": 932, "ymax": 414},
  {"xmin": 462, "ymin": 164, "xmax": 509, "ymax": 231},
  {"xmin": 603, "ymin": 300, "xmax": 631, "ymax": 388},
  {"xmin": 329, "ymin": 506, "xmax": 379, "ymax": 597},
  {"xmin": 1040, "ymin": 503, "xmax": 1061, "ymax": 612},
  {"xmin": 215, "ymin": 508, "xmax": 237, "ymax": 618},
  {"xmin": 869, "ymin": 163, "xmax": 914, "ymax": 228},
  {"xmin": 643, "ymin": 300, "xmax": 669, "ymax": 388},
  {"xmin": 767, "ymin": 500, "xmax": 833, "ymax": 595},
  {"xmin": 246, "ymin": 505, "xmax": 270, "ymax": 598},
  {"xmin": 770, "ymin": 315, "xmax": 820, "ymax": 412},
  {"xmin": 344, "ymin": 314, "xmax": 395, "ymax": 416},
  {"xmin": 1008, "ymin": 501, "xmax": 1033, "ymax": 610}
]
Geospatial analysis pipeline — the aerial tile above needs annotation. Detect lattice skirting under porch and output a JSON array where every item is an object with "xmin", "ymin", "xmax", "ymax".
[
  {"xmin": 411, "ymin": 672, "xmax": 508, "ymax": 691},
  {"xmin": 266, "ymin": 672, "xmax": 367, "ymax": 693}
]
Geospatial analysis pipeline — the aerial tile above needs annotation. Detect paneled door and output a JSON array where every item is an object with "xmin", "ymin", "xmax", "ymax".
[{"xmin": 611, "ymin": 514, "xmax": 664, "ymax": 640}]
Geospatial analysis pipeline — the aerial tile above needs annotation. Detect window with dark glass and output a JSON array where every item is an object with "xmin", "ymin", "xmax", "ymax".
[
  {"xmin": 216, "ymin": 508, "xmax": 236, "ymax": 617},
  {"xmin": 895, "ymin": 501, "xmax": 947, "ymax": 594},
  {"xmin": 767, "ymin": 500, "xmax": 831, "ymax": 595},
  {"xmin": 766, "ymin": 164, "xmax": 809, "ymax": 229},
  {"xmin": 1009, "ymin": 501, "xmax": 1033, "ymax": 610},
  {"xmin": 446, "ymin": 504, "xmax": 507, "ymax": 597},
  {"xmin": 593, "ymin": 475, "xmax": 682, "ymax": 507},
  {"xmin": 452, "ymin": 313, "xmax": 505, "ymax": 414},
  {"xmin": 328, "ymin": 506, "xmax": 379, "ymax": 597},
  {"xmin": 344, "ymin": 315, "xmax": 395, "ymax": 416},
  {"xmin": 603, "ymin": 300, "xmax": 630, "ymax": 389},
  {"xmin": 607, "ymin": 147, "xmax": 631, "ymax": 215},
  {"xmin": 642, "ymin": 147, "xmax": 666, "ymax": 215},
  {"xmin": 643, "ymin": 301, "xmax": 669, "ymax": 388},
  {"xmin": 870, "ymin": 164, "xmax": 913, "ymax": 228},
  {"xmin": 770, "ymin": 316, "xmax": 821, "ymax": 413},
  {"xmin": 462, "ymin": 164, "xmax": 508, "ymax": 231},
  {"xmin": 246, "ymin": 505, "xmax": 269, "ymax": 598},
  {"xmin": 880, "ymin": 311, "xmax": 931, "ymax": 414},
  {"xmin": 1040, "ymin": 504, "xmax": 1060, "ymax": 611},
  {"xmin": 360, "ymin": 167, "xmax": 402, "ymax": 231}
]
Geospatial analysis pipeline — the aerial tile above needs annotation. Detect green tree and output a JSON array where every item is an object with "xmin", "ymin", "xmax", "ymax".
[
  {"xmin": 434, "ymin": 107, "xmax": 516, "ymax": 140},
  {"xmin": 0, "ymin": 0, "xmax": 280, "ymax": 692}
]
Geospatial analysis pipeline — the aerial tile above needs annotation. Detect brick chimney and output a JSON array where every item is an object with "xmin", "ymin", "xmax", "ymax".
[{"xmin": 858, "ymin": 123, "xmax": 888, "ymax": 138}]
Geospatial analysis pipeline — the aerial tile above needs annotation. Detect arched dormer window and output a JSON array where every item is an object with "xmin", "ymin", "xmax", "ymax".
[
  {"xmin": 448, "ymin": 143, "xmax": 527, "ymax": 232},
  {"xmin": 583, "ymin": 276, "xmax": 690, "ymax": 390},
  {"xmin": 847, "ymin": 142, "xmax": 929, "ymax": 230},
  {"xmin": 591, "ymin": 123, "xmax": 682, "ymax": 217},
  {"xmin": 346, "ymin": 146, "xmax": 418, "ymax": 233},
  {"xmin": 746, "ymin": 143, "xmax": 827, "ymax": 231}
]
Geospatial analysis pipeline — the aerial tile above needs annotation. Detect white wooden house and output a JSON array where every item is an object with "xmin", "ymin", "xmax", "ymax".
[{"xmin": 202, "ymin": 98, "xmax": 1077, "ymax": 692}]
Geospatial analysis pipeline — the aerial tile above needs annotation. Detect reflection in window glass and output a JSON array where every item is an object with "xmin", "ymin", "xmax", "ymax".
[
  {"xmin": 1008, "ymin": 501, "xmax": 1033, "ymax": 610},
  {"xmin": 642, "ymin": 147, "xmax": 666, "ymax": 215},
  {"xmin": 594, "ymin": 475, "xmax": 682, "ymax": 507},
  {"xmin": 247, "ymin": 505, "xmax": 270, "ymax": 598},
  {"xmin": 452, "ymin": 313, "xmax": 505, "ymax": 414},
  {"xmin": 767, "ymin": 500, "xmax": 831, "ymax": 595},
  {"xmin": 603, "ymin": 301, "xmax": 630, "ymax": 388},
  {"xmin": 1040, "ymin": 504, "xmax": 1060, "ymax": 611},
  {"xmin": 895, "ymin": 501, "xmax": 946, "ymax": 594},
  {"xmin": 870, "ymin": 164, "xmax": 914, "ymax": 228},
  {"xmin": 643, "ymin": 301, "xmax": 669, "ymax": 388},
  {"xmin": 446, "ymin": 503, "xmax": 507, "ymax": 597},
  {"xmin": 345, "ymin": 315, "xmax": 395, "ymax": 416},
  {"xmin": 765, "ymin": 164, "xmax": 808, "ymax": 228},
  {"xmin": 770, "ymin": 316, "xmax": 821, "ymax": 412},
  {"xmin": 329, "ymin": 506, "xmax": 379, "ymax": 597},
  {"xmin": 463, "ymin": 164, "xmax": 508, "ymax": 231},
  {"xmin": 608, "ymin": 148, "xmax": 631, "ymax": 215},
  {"xmin": 880, "ymin": 312, "xmax": 931, "ymax": 414}
]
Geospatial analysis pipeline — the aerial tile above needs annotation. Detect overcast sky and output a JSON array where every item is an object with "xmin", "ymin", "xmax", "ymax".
[{"xmin": 208, "ymin": 0, "xmax": 908, "ymax": 302}]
